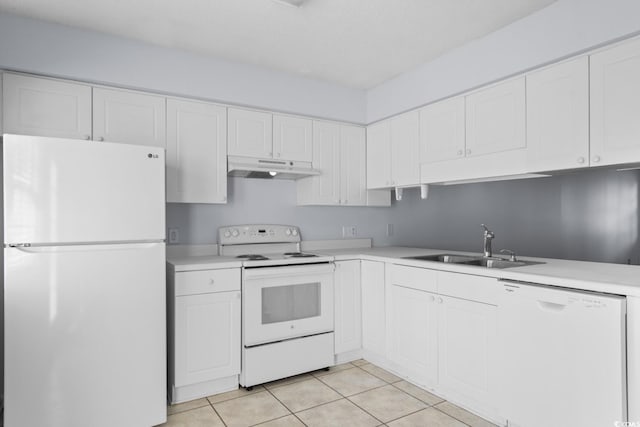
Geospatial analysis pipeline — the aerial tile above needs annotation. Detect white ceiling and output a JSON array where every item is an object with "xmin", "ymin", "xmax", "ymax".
[{"xmin": 0, "ymin": 0, "xmax": 557, "ymax": 89}]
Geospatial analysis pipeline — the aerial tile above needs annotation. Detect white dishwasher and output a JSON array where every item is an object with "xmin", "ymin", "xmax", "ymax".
[{"xmin": 498, "ymin": 279, "xmax": 626, "ymax": 427}]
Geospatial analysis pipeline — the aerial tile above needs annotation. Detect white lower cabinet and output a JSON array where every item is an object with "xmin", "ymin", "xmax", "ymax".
[
  {"xmin": 386, "ymin": 265, "xmax": 438, "ymax": 388},
  {"xmin": 334, "ymin": 260, "xmax": 362, "ymax": 358},
  {"xmin": 384, "ymin": 264, "xmax": 500, "ymax": 423},
  {"xmin": 361, "ymin": 260, "xmax": 386, "ymax": 359},
  {"xmin": 167, "ymin": 267, "xmax": 241, "ymax": 403},
  {"xmin": 437, "ymin": 295, "xmax": 497, "ymax": 416}
]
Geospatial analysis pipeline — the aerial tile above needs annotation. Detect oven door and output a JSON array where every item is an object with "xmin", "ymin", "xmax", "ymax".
[{"xmin": 243, "ymin": 263, "xmax": 335, "ymax": 347}]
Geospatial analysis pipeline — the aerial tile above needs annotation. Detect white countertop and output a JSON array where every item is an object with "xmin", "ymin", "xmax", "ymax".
[
  {"xmin": 167, "ymin": 254, "xmax": 243, "ymax": 271},
  {"xmin": 167, "ymin": 245, "xmax": 640, "ymax": 297}
]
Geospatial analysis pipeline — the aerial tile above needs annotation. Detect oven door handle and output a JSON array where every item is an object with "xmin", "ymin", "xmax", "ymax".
[{"xmin": 243, "ymin": 263, "xmax": 335, "ymax": 278}]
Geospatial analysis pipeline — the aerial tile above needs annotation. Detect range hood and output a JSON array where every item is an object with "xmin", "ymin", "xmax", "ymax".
[{"xmin": 227, "ymin": 156, "xmax": 320, "ymax": 180}]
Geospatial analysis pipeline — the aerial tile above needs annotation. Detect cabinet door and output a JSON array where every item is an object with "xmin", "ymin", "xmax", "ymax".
[
  {"xmin": 334, "ymin": 261, "xmax": 362, "ymax": 354},
  {"xmin": 273, "ymin": 114, "xmax": 312, "ymax": 162},
  {"xmin": 2, "ymin": 73, "xmax": 92, "ymax": 140},
  {"xmin": 93, "ymin": 87, "xmax": 166, "ymax": 148},
  {"xmin": 390, "ymin": 111, "xmax": 420, "ymax": 187},
  {"xmin": 361, "ymin": 261, "xmax": 385, "ymax": 357},
  {"xmin": 527, "ymin": 57, "xmax": 589, "ymax": 172},
  {"xmin": 465, "ymin": 77, "xmax": 526, "ymax": 157},
  {"xmin": 419, "ymin": 96, "xmax": 465, "ymax": 163},
  {"xmin": 174, "ymin": 291, "xmax": 240, "ymax": 387},
  {"xmin": 166, "ymin": 99, "xmax": 227, "ymax": 204},
  {"xmin": 228, "ymin": 108, "xmax": 273, "ymax": 158},
  {"xmin": 366, "ymin": 121, "xmax": 392, "ymax": 189},
  {"xmin": 438, "ymin": 295, "xmax": 497, "ymax": 413},
  {"xmin": 591, "ymin": 37, "xmax": 640, "ymax": 166},
  {"xmin": 387, "ymin": 284, "xmax": 438, "ymax": 387},
  {"xmin": 310, "ymin": 121, "xmax": 341, "ymax": 204},
  {"xmin": 340, "ymin": 125, "xmax": 368, "ymax": 206}
]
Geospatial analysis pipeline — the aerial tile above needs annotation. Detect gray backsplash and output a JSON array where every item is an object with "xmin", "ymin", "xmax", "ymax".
[
  {"xmin": 389, "ymin": 168, "xmax": 640, "ymax": 265},
  {"xmin": 167, "ymin": 169, "xmax": 640, "ymax": 265}
]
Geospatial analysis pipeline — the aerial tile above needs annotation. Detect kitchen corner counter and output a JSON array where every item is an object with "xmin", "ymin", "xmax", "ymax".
[
  {"xmin": 167, "ymin": 255, "xmax": 243, "ymax": 272},
  {"xmin": 311, "ymin": 246, "xmax": 640, "ymax": 297}
]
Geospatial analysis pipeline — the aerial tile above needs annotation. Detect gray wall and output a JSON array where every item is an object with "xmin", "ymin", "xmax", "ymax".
[
  {"xmin": 0, "ymin": 12, "xmax": 366, "ymax": 123},
  {"xmin": 167, "ymin": 169, "xmax": 640, "ymax": 265},
  {"xmin": 388, "ymin": 169, "xmax": 640, "ymax": 264},
  {"xmin": 167, "ymin": 177, "xmax": 393, "ymax": 246}
]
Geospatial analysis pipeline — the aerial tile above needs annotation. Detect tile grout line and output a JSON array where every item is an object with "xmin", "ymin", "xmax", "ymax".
[
  {"xmin": 381, "ymin": 406, "xmax": 430, "ymax": 425},
  {"xmin": 208, "ymin": 399, "xmax": 229, "ymax": 427},
  {"xmin": 262, "ymin": 385, "xmax": 310, "ymax": 427},
  {"xmin": 431, "ymin": 404, "xmax": 475, "ymax": 427}
]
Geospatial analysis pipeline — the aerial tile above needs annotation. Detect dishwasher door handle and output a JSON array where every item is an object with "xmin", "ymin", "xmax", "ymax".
[{"xmin": 537, "ymin": 300, "xmax": 567, "ymax": 312}]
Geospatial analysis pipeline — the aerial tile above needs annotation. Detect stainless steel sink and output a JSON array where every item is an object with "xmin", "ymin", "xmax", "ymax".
[
  {"xmin": 402, "ymin": 253, "xmax": 543, "ymax": 269},
  {"xmin": 404, "ymin": 254, "xmax": 479, "ymax": 263}
]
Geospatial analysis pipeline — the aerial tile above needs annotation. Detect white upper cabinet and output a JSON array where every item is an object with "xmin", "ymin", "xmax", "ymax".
[
  {"xmin": 273, "ymin": 114, "xmax": 313, "ymax": 162},
  {"xmin": 340, "ymin": 125, "xmax": 368, "ymax": 206},
  {"xmin": 591, "ymin": 37, "xmax": 640, "ymax": 166},
  {"xmin": 303, "ymin": 120, "xmax": 341, "ymax": 204},
  {"xmin": 390, "ymin": 111, "xmax": 420, "ymax": 187},
  {"xmin": 2, "ymin": 73, "xmax": 92, "ymax": 140},
  {"xmin": 227, "ymin": 108, "xmax": 273, "ymax": 158},
  {"xmin": 93, "ymin": 87, "xmax": 166, "ymax": 148},
  {"xmin": 527, "ymin": 57, "xmax": 590, "ymax": 172},
  {"xmin": 166, "ymin": 99, "xmax": 227, "ymax": 204},
  {"xmin": 465, "ymin": 77, "xmax": 526, "ymax": 157},
  {"xmin": 298, "ymin": 122, "xmax": 389, "ymax": 206},
  {"xmin": 366, "ymin": 112, "xmax": 420, "ymax": 189},
  {"xmin": 366, "ymin": 121, "xmax": 392, "ymax": 189},
  {"xmin": 419, "ymin": 96, "xmax": 465, "ymax": 164}
]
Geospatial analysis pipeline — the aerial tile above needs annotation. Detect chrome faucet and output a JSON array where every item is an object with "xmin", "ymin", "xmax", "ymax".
[{"xmin": 481, "ymin": 224, "xmax": 495, "ymax": 258}]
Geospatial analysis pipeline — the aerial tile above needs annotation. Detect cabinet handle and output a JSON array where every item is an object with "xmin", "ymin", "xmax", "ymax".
[
  {"xmin": 592, "ymin": 155, "xmax": 601, "ymax": 163},
  {"xmin": 577, "ymin": 157, "xmax": 585, "ymax": 164},
  {"xmin": 437, "ymin": 297, "xmax": 443, "ymax": 304},
  {"xmin": 429, "ymin": 295, "xmax": 435, "ymax": 303},
  {"xmin": 457, "ymin": 149, "xmax": 463, "ymax": 156},
  {"xmin": 209, "ymin": 279, "xmax": 215, "ymax": 285},
  {"xmin": 84, "ymin": 135, "xmax": 91, "ymax": 140},
  {"xmin": 97, "ymin": 137, "xmax": 104, "ymax": 142},
  {"xmin": 466, "ymin": 149, "xmax": 471, "ymax": 155},
  {"xmin": 275, "ymin": 152, "xmax": 280, "ymax": 157}
]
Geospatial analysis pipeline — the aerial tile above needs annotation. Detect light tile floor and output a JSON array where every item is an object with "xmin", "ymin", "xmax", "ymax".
[{"xmin": 161, "ymin": 360, "xmax": 497, "ymax": 427}]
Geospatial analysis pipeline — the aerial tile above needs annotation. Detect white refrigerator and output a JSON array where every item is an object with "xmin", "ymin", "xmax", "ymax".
[{"xmin": 2, "ymin": 134, "xmax": 167, "ymax": 426}]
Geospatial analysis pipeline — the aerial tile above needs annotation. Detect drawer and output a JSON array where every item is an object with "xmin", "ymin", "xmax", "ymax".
[
  {"xmin": 387, "ymin": 263, "xmax": 437, "ymax": 293},
  {"xmin": 175, "ymin": 268, "xmax": 240, "ymax": 296},
  {"xmin": 436, "ymin": 271, "xmax": 499, "ymax": 305}
]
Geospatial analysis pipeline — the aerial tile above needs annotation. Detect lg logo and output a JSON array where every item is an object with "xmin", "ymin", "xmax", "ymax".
[{"xmin": 147, "ymin": 153, "xmax": 159, "ymax": 159}]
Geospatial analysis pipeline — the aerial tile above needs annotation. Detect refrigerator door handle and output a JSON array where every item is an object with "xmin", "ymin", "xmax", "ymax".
[{"xmin": 6, "ymin": 242, "xmax": 163, "ymax": 253}]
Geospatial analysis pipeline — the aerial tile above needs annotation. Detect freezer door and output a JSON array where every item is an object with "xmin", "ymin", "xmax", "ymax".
[
  {"xmin": 4, "ymin": 243, "xmax": 166, "ymax": 427},
  {"xmin": 3, "ymin": 134, "xmax": 165, "ymax": 244}
]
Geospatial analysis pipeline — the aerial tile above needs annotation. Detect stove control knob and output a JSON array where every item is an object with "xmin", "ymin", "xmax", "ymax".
[
  {"xmin": 285, "ymin": 228, "xmax": 292, "ymax": 236},
  {"xmin": 231, "ymin": 229, "xmax": 239, "ymax": 237},
  {"xmin": 292, "ymin": 229, "xmax": 299, "ymax": 236},
  {"xmin": 224, "ymin": 230, "xmax": 231, "ymax": 238}
]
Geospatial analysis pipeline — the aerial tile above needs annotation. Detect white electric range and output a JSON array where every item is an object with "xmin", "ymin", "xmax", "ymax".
[{"xmin": 218, "ymin": 224, "xmax": 336, "ymax": 388}]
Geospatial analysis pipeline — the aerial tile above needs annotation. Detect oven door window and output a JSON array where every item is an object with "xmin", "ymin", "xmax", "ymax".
[{"xmin": 262, "ymin": 282, "xmax": 320, "ymax": 324}]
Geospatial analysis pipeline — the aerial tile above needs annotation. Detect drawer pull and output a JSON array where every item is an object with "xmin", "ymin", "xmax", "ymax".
[{"xmin": 209, "ymin": 279, "xmax": 215, "ymax": 285}]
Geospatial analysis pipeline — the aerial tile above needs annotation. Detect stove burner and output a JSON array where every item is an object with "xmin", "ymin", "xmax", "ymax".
[
  {"xmin": 284, "ymin": 252, "xmax": 318, "ymax": 258},
  {"xmin": 236, "ymin": 254, "xmax": 270, "ymax": 261}
]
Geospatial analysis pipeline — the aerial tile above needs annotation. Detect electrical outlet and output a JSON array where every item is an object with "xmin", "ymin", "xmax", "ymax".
[
  {"xmin": 342, "ymin": 226, "xmax": 357, "ymax": 238},
  {"xmin": 387, "ymin": 223, "xmax": 394, "ymax": 237},
  {"xmin": 168, "ymin": 228, "xmax": 179, "ymax": 244}
]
